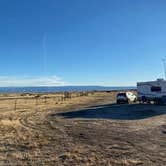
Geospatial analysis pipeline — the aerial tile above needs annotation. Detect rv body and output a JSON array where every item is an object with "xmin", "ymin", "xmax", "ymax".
[{"xmin": 137, "ymin": 79, "xmax": 166, "ymax": 103}]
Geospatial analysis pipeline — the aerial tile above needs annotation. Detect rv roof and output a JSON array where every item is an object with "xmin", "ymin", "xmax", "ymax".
[{"xmin": 137, "ymin": 79, "xmax": 166, "ymax": 85}]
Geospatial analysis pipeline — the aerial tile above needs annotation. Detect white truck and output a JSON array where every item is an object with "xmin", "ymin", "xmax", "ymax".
[
  {"xmin": 137, "ymin": 78, "xmax": 166, "ymax": 104},
  {"xmin": 116, "ymin": 92, "xmax": 137, "ymax": 104}
]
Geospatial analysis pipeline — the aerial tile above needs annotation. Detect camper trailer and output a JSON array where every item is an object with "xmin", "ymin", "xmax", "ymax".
[{"xmin": 137, "ymin": 78, "xmax": 166, "ymax": 104}]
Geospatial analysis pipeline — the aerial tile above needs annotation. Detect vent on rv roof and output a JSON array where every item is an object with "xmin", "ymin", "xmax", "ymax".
[
  {"xmin": 151, "ymin": 86, "xmax": 161, "ymax": 92},
  {"xmin": 157, "ymin": 78, "xmax": 164, "ymax": 81}
]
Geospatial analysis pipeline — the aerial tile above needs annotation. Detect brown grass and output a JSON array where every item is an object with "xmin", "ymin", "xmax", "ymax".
[{"xmin": 0, "ymin": 91, "xmax": 165, "ymax": 165}]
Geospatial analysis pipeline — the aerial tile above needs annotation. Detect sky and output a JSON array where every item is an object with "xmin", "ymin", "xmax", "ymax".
[{"xmin": 0, "ymin": 0, "xmax": 166, "ymax": 86}]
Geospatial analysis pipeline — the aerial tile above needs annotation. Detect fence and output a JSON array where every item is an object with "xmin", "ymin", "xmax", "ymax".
[{"xmin": 0, "ymin": 91, "xmax": 96, "ymax": 112}]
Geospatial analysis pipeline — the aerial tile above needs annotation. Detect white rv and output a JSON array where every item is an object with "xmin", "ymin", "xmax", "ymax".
[{"xmin": 137, "ymin": 78, "xmax": 166, "ymax": 104}]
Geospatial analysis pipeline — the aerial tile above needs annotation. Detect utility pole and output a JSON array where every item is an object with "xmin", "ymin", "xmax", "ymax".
[{"xmin": 162, "ymin": 59, "xmax": 166, "ymax": 80}]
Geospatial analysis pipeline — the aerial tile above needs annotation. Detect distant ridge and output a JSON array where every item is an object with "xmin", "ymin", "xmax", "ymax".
[{"xmin": 0, "ymin": 86, "xmax": 136, "ymax": 93}]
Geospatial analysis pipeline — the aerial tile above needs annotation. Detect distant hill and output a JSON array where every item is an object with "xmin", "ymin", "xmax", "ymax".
[{"xmin": 0, "ymin": 86, "xmax": 136, "ymax": 93}]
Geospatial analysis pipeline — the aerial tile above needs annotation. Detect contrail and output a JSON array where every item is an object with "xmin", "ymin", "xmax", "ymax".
[{"xmin": 42, "ymin": 33, "xmax": 47, "ymax": 75}]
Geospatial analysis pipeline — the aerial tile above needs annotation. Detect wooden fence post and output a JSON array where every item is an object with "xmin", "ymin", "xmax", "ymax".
[
  {"xmin": 34, "ymin": 95, "xmax": 40, "ymax": 111},
  {"xmin": 44, "ymin": 96, "xmax": 47, "ymax": 104},
  {"xmin": 14, "ymin": 99, "xmax": 17, "ymax": 111},
  {"xmin": 36, "ymin": 97, "xmax": 38, "ymax": 107}
]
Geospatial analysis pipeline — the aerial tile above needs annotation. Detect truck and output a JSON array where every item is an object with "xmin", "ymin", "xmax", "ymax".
[
  {"xmin": 116, "ymin": 92, "xmax": 137, "ymax": 104},
  {"xmin": 137, "ymin": 78, "xmax": 166, "ymax": 104}
]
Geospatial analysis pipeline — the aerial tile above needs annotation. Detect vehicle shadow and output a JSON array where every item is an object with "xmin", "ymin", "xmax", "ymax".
[{"xmin": 56, "ymin": 103, "xmax": 166, "ymax": 120}]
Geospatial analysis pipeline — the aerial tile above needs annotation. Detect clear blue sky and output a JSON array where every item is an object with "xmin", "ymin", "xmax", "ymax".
[{"xmin": 0, "ymin": 0, "xmax": 166, "ymax": 86}]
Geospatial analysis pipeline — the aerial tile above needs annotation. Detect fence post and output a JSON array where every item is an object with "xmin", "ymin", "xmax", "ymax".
[
  {"xmin": 44, "ymin": 96, "xmax": 47, "ymax": 104},
  {"xmin": 36, "ymin": 97, "xmax": 38, "ymax": 107},
  {"xmin": 34, "ymin": 95, "xmax": 40, "ymax": 111},
  {"xmin": 14, "ymin": 99, "xmax": 17, "ymax": 111}
]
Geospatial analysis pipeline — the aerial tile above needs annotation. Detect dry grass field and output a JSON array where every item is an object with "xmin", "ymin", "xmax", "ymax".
[{"xmin": 0, "ymin": 91, "xmax": 165, "ymax": 165}]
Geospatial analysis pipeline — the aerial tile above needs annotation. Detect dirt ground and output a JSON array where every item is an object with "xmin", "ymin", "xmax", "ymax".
[{"xmin": 0, "ymin": 91, "xmax": 165, "ymax": 165}]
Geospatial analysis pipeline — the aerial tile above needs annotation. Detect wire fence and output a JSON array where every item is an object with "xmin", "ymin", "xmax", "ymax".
[{"xmin": 0, "ymin": 91, "xmax": 96, "ymax": 112}]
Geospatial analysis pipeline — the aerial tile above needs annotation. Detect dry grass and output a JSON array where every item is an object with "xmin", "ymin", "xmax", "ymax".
[{"xmin": 0, "ymin": 91, "xmax": 165, "ymax": 165}]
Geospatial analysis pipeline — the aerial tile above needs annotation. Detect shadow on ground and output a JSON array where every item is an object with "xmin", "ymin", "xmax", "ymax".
[{"xmin": 56, "ymin": 104, "xmax": 166, "ymax": 120}]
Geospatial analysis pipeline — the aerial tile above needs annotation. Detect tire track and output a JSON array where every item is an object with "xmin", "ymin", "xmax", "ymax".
[{"xmin": 18, "ymin": 109, "xmax": 67, "ymax": 139}]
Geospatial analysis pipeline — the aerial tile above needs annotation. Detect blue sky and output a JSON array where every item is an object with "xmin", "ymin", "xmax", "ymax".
[{"xmin": 0, "ymin": 0, "xmax": 166, "ymax": 86}]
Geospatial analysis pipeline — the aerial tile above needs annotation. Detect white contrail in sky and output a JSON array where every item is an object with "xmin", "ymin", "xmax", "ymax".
[{"xmin": 42, "ymin": 33, "xmax": 47, "ymax": 75}]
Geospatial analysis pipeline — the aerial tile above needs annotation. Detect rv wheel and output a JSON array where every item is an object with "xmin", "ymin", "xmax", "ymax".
[
  {"xmin": 142, "ymin": 96, "xmax": 147, "ymax": 103},
  {"xmin": 155, "ymin": 99, "xmax": 163, "ymax": 105}
]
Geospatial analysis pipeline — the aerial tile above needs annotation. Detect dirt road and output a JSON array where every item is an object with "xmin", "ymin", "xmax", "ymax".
[{"xmin": 0, "ymin": 92, "xmax": 165, "ymax": 165}]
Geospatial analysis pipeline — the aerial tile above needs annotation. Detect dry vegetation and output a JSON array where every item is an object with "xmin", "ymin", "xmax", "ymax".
[{"xmin": 0, "ymin": 91, "xmax": 165, "ymax": 165}]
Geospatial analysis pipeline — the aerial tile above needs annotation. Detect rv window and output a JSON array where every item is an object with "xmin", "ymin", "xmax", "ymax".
[{"xmin": 151, "ymin": 86, "xmax": 161, "ymax": 92}]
